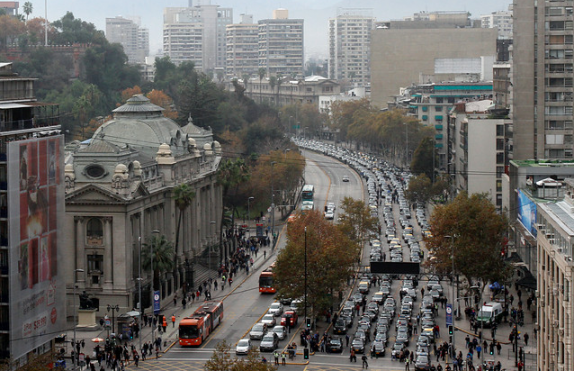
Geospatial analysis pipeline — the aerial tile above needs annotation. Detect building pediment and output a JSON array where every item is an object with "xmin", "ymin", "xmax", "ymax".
[{"xmin": 66, "ymin": 184, "xmax": 129, "ymax": 205}]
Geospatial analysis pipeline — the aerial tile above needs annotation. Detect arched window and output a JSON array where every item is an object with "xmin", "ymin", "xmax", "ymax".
[{"xmin": 86, "ymin": 218, "xmax": 103, "ymax": 245}]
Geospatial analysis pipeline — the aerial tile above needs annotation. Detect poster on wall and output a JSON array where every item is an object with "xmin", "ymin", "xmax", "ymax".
[
  {"xmin": 517, "ymin": 189, "xmax": 537, "ymax": 238},
  {"xmin": 8, "ymin": 136, "xmax": 64, "ymax": 360}
]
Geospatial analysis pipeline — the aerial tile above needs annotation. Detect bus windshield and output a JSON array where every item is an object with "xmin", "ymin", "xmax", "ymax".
[
  {"xmin": 302, "ymin": 185, "xmax": 314, "ymax": 201},
  {"xmin": 179, "ymin": 325, "xmax": 200, "ymax": 339},
  {"xmin": 259, "ymin": 276, "xmax": 273, "ymax": 288}
]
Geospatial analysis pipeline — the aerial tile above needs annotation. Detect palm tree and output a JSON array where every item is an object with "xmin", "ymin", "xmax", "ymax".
[
  {"xmin": 142, "ymin": 234, "xmax": 175, "ymax": 293},
  {"xmin": 23, "ymin": 2, "xmax": 33, "ymax": 21},
  {"xmin": 268, "ymin": 76, "xmax": 277, "ymax": 105},
  {"xmin": 172, "ymin": 183, "xmax": 195, "ymax": 281},
  {"xmin": 258, "ymin": 68, "xmax": 266, "ymax": 104},
  {"xmin": 276, "ymin": 74, "xmax": 283, "ymax": 106}
]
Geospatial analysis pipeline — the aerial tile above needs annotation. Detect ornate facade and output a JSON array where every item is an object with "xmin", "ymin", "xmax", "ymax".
[{"xmin": 64, "ymin": 95, "xmax": 222, "ymax": 319}]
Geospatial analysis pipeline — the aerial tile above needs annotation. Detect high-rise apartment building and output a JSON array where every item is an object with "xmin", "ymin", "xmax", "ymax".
[
  {"xmin": 328, "ymin": 9, "xmax": 375, "ymax": 88},
  {"xmin": 513, "ymin": 1, "xmax": 574, "ymax": 161},
  {"xmin": 163, "ymin": 0, "xmax": 232, "ymax": 72},
  {"xmin": 481, "ymin": 7, "xmax": 513, "ymax": 40},
  {"xmin": 225, "ymin": 14, "xmax": 259, "ymax": 79},
  {"xmin": 0, "ymin": 62, "xmax": 64, "ymax": 363},
  {"xmin": 258, "ymin": 9, "xmax": 304, "ymax": 77},
  {"xmin": 106, "ymin": 16, "xmax": 149, "ymax": 64}
]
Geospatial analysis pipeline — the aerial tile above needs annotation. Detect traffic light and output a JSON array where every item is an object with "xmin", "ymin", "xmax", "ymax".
[
  {"xmin": 306, "ymin": 317, "xmax": 311, "ymax": 328},
  {"xmin": 449, "ymin": 335, "xmax": 453, "ymax": 344},
  {"xmin": 448, "ymin": 325, "xmax": 454, "ymax": 335},
  {"xmin": 490, "ymin": 347, "xmax": 494, "ymax": 355},
  {"xmin": 303, "ymin": 348, "xmax": 309, "ymax": 359}
]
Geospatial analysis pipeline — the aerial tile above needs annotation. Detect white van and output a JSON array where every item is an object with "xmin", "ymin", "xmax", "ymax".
[{"xmin": 476, "ymin": 302, "xmax": 503, "ymax": 327}]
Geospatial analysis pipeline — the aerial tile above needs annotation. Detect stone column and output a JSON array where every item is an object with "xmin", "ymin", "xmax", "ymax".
[
  {"xmin": 74, "ymin": 216, "xmax": 85, "ymax": 282},
  {"xmin": 103, "ymin": 217, "xmax": 113, "ymax": 284}
]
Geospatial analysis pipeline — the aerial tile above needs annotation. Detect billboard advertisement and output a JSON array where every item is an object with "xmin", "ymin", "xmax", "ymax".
[
  {"xmin": 517, "ymin": 190, "xmax": 537, "ymax": 238},
  {"xmin": 8, "ymin": 136, "xmax": 64, "ymax": 360}
]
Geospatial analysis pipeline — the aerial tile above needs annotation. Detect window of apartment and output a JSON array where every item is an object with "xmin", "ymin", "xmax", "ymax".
[
  {"xmin": 496, "ymin": 152, "xmax": 505, "ymax": 164},
  {"xmin": 567, "ymin": 149, "xmax": 574, "ymax": 158},
  {"xmin": 496, "ymin": 180, "xmax": 502, "ymax": 192},
  {"xmin": 546, "ymin": 134, "xmax": 565, "ymax": 144},
  {"xmin": 565, "ymin": 135, "xmax": 573, "ymax": 144},
  {"xmin": 435, "ymin": 97, "xmax": 444, "ymax": 104},
  {"xmin": 547, "ymin": 120, "xmax": 565, "ymax": 129},
  {"xmin": 496, "ymin": 124, "xmax": 504, "ymax": 136},
  {"xmin": 496, "ymin": 138, "xmax": 505, "ymax": 150},
  {"xmin": 435, "ymin": 106, "xmax": 443, "ymax": 112},
  {"xmin": 546, "ymin": 7, "xmax": 565, "ymax": 16},
  {"xmin": 496, "ymin": 166, "xmax": 504, "ymax": 178}
]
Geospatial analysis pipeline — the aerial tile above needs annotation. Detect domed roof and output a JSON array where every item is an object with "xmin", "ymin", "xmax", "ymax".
[{"xmin": 92, "ymin": 95, "xmax": 186, "ymax": 159}]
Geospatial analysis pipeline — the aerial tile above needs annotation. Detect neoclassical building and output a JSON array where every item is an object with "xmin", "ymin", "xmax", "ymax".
[{"xmin": 64, "ymin": 95, "xmax": 222, "ymax": 319}]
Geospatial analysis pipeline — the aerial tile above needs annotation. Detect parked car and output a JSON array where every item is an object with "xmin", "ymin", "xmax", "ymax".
[
  {"xmin": 351, "ymin": 338, "xmax": 365, "ymax": 354},
  {"xmin": 281, "ymin": 311, "xmax": 299, "ymax": 327},
  {"xmin": 268, "ymin": 302, "xmax": 284, "ymax": 316},
  {"xmin": 261, "ymin": 314, "xmax": 276, "ymax": 327},
  {"xmin": 235, "ymin": 338, "xmax": 252, "ymax": 355},
  {"xmin": 272, "ymin": 325, "xmax": 287, "ymax": 340},
  {"xmin": 259, "ymin": 333, "xmax": 279, "ymax": 352},
  {"xmin": 326, "ymin": 337, "xmax": 343, "ymax": 353},
  {"xmin": 249, "ymin": 323, "xmax": 268, "ymax": 340}
]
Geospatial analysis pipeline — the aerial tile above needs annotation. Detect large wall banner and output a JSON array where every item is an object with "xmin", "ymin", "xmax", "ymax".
[
  {"xmin": 8, "ymin": 136, "xmax": 65, "ymax": 360},
  {"xmin": 517, "ymin": 189, "xmax": 537, "ymax": 238}
]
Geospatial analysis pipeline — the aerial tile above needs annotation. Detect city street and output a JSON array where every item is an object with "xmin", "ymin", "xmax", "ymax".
[{"xmin": 66, "ymin": 146, "xmax": 535, "ymax": 371}]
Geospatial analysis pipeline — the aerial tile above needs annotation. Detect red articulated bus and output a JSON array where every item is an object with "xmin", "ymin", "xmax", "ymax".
[
  {"xmin": 178, "ymin": 301, "xmax": 224, "ymax": 346},
  {"xmin": 259, "ymin": 262, "xmax": 276, "ymax": 294}
]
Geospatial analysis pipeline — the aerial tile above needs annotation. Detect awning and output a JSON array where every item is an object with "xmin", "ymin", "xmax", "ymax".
[
  {"xmin": 515, "ymin": 265, "xmax": 537, "ymax": 290},
  {"xmin": 0, "ymin": 103, "xmax": 32, "ymax": 109}
]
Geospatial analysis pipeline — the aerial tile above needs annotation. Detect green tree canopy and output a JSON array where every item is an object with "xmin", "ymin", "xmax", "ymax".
[
  {"xmin": 411, "ymin": 136, "xmax": 437, "ymax": 181},
  {"xmin": 424, "ymin": 192, "xmax": 511, "ymax": 297},
  {"xmin": 336, "ymin": 197, "xmax": 379, "ymax": 247},
  {"xmin": 405, "ymin": 174, "xmax": 433, "ymax": 206},
  {"xmin": 274, "ymin": 210, "xmax": 358, "ymax": 319}
]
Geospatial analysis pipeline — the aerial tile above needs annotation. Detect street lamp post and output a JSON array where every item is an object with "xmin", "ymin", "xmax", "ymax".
[
  {"xmin": 209, "ymin": 220, "xmax": 216, "ymax": 269},
  {"xmin": 270, "ymin": 162, "xmax": 276, "ymax": 247},
  {"xmin": 72, "ymin": 268, "xmax": 84, "ymax": 370},
  {"xmin": 107, "ymin": 304, "xmax": 120, "ymax": 335},
  {"xmin": 150, "ymin": 229, "xmax": 159, "ymax": 342},
  {"xmin": 247, "ymin": 196, "xmax": 254, "ymax": 224},
  {"xmin": 137, "ymin": 236, "xmax": 143, "ymax": 352},
  {"xmin": 304, "ymin": 227, "xmax": 308, "ymax": 340}
]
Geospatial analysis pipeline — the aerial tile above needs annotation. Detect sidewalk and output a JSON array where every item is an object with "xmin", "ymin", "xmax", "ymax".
[{"xmin": 63, "ymin": 223, "xmax": 282, "ymax": 369}]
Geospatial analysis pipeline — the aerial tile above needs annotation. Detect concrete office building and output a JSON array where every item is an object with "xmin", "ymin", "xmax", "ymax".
[
  {"xmin": 225, "ymin": 14, "xmax": 259, "ymax": 79},
  {"xmin": 513, "ymin": 1, "xmax": 574, "ymax": 161},
  {"xmin": 448, "ymin": 100, "xmax": 510, "ymax": 211},
  {"xmin": 163, "ymin": 1, "xmax": 232, "ymax": 71},
  {"xmin": 393, "ymin": 82, "xmax": 494, "ymax": 172},
  {"xmin": 258, "ymin": 9, "xmax": 304, "ymax": 77},
  {"xmin": 536, "ymin": 178, "xmax": 574, "ymax": 371},
  {"xmin": 481, "ymin": 8, "xmax": 513, "ymax": 40},
  {"xmin": 0, "ymin": 63, "xmax": 63, "ymax": 362},
  {"xmin": 328, "ymin": 9, "xmax": 375, "ymax": 89},
  {"xmin": 370, "ymin": 19, "xmax": 497, "ymax": 108},
  {"xmin": 106, "ymin": 16, "xmax": 149, "ymax": 64}
]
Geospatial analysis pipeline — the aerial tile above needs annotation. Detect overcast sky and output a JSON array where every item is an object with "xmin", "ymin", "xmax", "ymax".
[{"xmin": 33, "ymin": 0, "xmax": 512, "ymax": 60}]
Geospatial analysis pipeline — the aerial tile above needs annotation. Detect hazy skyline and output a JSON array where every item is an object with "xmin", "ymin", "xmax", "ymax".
[{"xmin": 32, "ymin": 0, "xmax": 511, "ymax": 60}]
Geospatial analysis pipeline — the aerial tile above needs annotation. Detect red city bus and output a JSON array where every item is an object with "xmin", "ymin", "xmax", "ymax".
[
  {"xmin": 179, "ymin": 301, "xmax": 224, "ymax": 346},
  {"xmin": 259, "ymin": 262, "xmax": 277, "ymax": 294}
]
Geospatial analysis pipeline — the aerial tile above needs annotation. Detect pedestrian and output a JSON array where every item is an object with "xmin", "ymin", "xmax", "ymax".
[
  {"xmin": 405, "ymin": 357, "xmax": 410, "ymax": 370},
  {"xmin": 350, "ymin": 349, "xmax": 356, "ymax": 362},
  {"xmin": 345, "ymin": 334, "xmax": 350, "ymax": 347},
  {"xmin": 362, "ymin": 354, "xmax": 368, "ymax": 369},
  {"xmin": 171, "ymin": 315, "xmax": 176, "ymax": 328},
  {"xmin": 162, "ymin": 316, "xmax": 167, "ymax": 333},
  {"xmin": 173, "ymin": 295, "xmax": 177, "ymax": 307},
  {"xmin": 524, "ymin": 332, "xmax": 529, "ymax": 346},
  {"xmin": 274, "ymin": 351, "xmax": 279, "ymax": 365},
  {"xmin": 476, "ymin": 345, "xmax": 482, "ymax": 358},
  {"xmin": 496, "ymin": 342, "xmax": 501, "ymax": 355},
  {"xmin": 182, "ymin": 298, "xmax": 186, "ymax": 309},
  {"xmin": 281, "ymin": 352, "xmax": 286, "ymax": 365}
]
